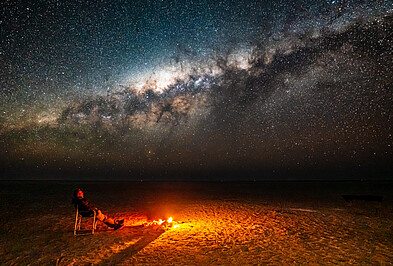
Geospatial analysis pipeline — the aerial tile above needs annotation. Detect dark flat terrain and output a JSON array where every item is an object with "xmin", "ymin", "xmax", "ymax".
[{"xmin": 1, "ymin": 180, "xmax": 393, "ymax": 264}]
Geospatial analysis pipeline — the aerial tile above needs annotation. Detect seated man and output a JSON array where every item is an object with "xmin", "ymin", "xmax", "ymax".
[{"xmin": 72, "ymin": 188, "xmax": 124, "ymax": 230}]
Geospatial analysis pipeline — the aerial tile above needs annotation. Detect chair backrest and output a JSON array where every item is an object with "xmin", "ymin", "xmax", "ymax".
[
  {"xmin": 75, "ymin": 204, "xmax": 94, "ymax": 217},
  {"xmin": 79, "ymin": 210, "xmax": 94, "ymax": 217}
]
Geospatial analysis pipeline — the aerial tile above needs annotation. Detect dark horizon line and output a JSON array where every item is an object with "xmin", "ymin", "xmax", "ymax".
[
  {"xmin": 1, "ymin": 162, "xmax": 392, "ymax": 181},
  {"xmin": 1, "ymin": 178, "xmax": 393, "ymax": 182}
]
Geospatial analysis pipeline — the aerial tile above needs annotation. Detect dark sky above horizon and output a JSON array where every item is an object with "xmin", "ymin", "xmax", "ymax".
[{"xmin": 1, "ymin": 0, "xmax": 392, "ymax": 180}]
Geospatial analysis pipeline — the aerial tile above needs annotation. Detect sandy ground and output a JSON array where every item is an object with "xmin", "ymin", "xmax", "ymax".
[{"xmin": 1, "ymin": 181, "xmax": 393, "ymax": 265}]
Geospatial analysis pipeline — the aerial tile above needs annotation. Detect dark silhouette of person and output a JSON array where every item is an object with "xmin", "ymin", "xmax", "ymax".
[{"xmin": 72, "ymin": 188, "xmax": 124, "ymax": 230}]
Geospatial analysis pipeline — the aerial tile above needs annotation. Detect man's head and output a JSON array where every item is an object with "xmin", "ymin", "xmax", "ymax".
[{"xmin": 73, "ymin": 188, "xmax": 84, "ymax": 198}]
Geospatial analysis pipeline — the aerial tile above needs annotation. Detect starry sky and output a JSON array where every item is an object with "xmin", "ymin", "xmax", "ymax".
[{"xmin": 1, "ymin": 0, "xmax": 392, "ymax": 180}]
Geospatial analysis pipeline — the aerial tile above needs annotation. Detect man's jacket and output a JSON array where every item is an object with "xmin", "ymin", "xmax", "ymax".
[{"xmin": 74, "ymin": 197, "xmax": 97, "ymax": 215}]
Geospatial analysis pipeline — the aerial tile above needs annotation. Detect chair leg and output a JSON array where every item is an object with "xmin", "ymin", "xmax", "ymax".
[
  {"xmin": 92, "ymin": 211, "xmax": 96, "ymax": 234},
  {"xmin": 74, "ymin": 207, "xmax": 98, "ymax": 235},
  {"xmin": 74, "ymin": 208, "xmax": 79, "ymax": 235}
]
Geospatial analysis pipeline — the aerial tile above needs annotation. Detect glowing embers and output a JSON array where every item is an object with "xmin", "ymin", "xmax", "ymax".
[
  {"xmin": 144, "ymin": 217, "xmax": 180, "ymax": 228},
  {"xmin": 145, "ymin": 218, "xmax": 165, "ymax": 226}
]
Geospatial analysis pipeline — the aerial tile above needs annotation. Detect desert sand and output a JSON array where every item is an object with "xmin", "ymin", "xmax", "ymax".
[{"xmin": 1, "ymin": 181, "xmax": 392, "ymax": 265}]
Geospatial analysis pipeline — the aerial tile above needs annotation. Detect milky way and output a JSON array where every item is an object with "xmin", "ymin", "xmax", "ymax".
[{"xmin": 1, "ymin": 0, "xmax": 392, "ymax": 179}]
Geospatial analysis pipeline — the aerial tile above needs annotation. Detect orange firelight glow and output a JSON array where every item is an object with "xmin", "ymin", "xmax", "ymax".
[{"xmin": 144, "ymin": 217, "xmax": 178, "ymax": 227}]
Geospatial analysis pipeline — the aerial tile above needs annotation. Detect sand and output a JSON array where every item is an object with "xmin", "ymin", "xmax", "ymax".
[{"xmin": 1, "ymin": 181, "xmax": 392, "ymax": 265}]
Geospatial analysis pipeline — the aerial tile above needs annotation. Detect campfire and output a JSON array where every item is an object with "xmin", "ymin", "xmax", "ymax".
[{"xmin": 144, "ymin": 217, "xmax": 180, "ymax": 228}]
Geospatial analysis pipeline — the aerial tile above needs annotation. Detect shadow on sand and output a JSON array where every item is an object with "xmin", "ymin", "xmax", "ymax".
[{"xmin": 96, "ymin": 225, "xmax": 165, "ymax": 265}]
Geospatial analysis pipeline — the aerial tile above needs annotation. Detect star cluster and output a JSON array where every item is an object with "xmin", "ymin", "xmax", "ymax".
[{"xmin": 0, "ymin": 0, "xmax": 392, "ymax": 179}]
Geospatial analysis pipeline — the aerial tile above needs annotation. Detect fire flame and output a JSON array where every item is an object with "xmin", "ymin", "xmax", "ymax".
[{"xmin": 144, "ymin": 217, "xmax": 179, "ymax": 228}]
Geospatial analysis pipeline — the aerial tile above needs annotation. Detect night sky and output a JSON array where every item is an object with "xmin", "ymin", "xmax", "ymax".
[{"xmin": 1, "ymin": 0, "xmax": 392, "ymax": 180}]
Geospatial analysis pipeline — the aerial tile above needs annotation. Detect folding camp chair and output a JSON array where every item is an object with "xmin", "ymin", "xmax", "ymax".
[{"xmin": 74, "ymin": 205, "xmax": 97, "ymax": 235}]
